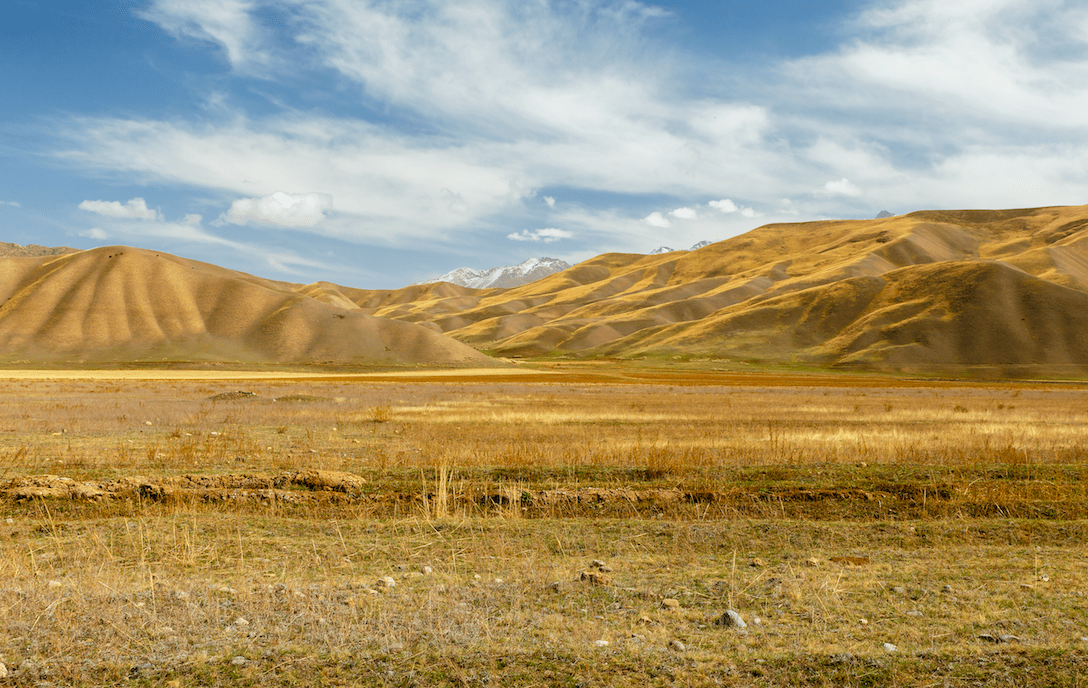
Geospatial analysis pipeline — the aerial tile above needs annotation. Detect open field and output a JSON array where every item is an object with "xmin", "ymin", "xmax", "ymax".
[{"xmin": 1, "ymin": 367, "xmax": 1087, "ymax": 685}]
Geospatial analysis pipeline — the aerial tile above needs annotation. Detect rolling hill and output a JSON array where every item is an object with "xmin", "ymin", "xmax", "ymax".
[
  {"xmin": 0, "ymin": 246, "xmax": 496, "ymax": 367},
  {"xmin": 337, "ymin": 205, "xmax": 1088, "ymax": 372}
]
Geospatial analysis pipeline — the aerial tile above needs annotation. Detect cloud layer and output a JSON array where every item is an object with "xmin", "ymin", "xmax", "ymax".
[{"xmin": 47, "ymin": 0, "xmax": 1088, "ymax": 275}]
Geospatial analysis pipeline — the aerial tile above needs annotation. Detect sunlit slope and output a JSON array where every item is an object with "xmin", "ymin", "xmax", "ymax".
[
  {"xmin": 0, "ymin": 247, "xmax": 495, "ymax": 367},
  {"xmin": 345, "ymin": 205, "xmax": 1088, "ymax": 368}
]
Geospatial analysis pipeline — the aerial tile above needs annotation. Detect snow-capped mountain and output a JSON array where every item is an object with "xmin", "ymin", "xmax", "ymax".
[
  {"xmin": 649, "ymin": 240, "xmax": 711, "ymax": 254},
  {"xmin": 416, "ymin": 257, "xmax": 572, "ymax": 289}
]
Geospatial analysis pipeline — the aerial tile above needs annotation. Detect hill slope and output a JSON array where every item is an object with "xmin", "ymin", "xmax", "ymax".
[
  {"xmin": 0, "ymin": 247, "xmax": 495, "ymax": 367},
  {"xmin": 337, "ymin": 205, "xmax": 1088, "ymax": 371}
]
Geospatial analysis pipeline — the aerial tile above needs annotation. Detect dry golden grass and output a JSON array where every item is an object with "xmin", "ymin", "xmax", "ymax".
[{"xmin": 1, "ymin": 368, "xmax": 1087, "ymax": 685}]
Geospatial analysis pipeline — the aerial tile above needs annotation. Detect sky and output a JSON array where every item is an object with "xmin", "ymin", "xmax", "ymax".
[{"xmin": 2, "ymin": 0, "xmax": 1087, "ymax": 288}]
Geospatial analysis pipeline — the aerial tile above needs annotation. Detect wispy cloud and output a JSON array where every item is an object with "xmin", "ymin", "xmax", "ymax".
[
  {"xmin": 0, "ymin": 200, "xmax": 20, "ymax": 208},
  {"xmin": 507, "ymin": 228, "xmax": 573, "ymax": 243}
]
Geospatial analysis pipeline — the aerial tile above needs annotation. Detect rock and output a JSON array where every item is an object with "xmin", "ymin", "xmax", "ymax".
[
  {"xmin": 715, "ymin": 610, "xmax": 747, "ymax": 629},
  {"xmin": 0, "ymin": 662, "xmax": 7, "ymax": 678},
  {"xmin": 905, "ymin": 610, "xmax": 923, "ymax": 617},
  {"xmin": 637, "ymin": 613, "xmax": 654, "ymax": 624},
  {"xmin": 173, "ymin": 590, "xmax": 190, "ymax": 600},
  {"xmin": 377, "ymin": 576, "xmax": 396, "ymax": 589},
  {"xmin": 579, "ymin": 571, "xmax": 613, "ymax": 586},
  {"xmin": 805, "ymin": 557, "xmax": 820, "ymax": 567},
  {"xmin": 422, "ymin": 565, "xmax": 434, "ymax": 575},
  {"xmin": 752, "ymin": 616, "xmax": 763, "ymax": 626},
  {"xmin": 669, "ymin": 639, "xmax": 686, "ymax": 652},
  {"xmin": 980, "ymin": 633, "xmax": 1020, "ymax": 643},
  {"xmin": 4, "ymin": 518, "xmax": 12, "ymax": 524},
  {"xmin": 661, "ymin": 598, "xmax": 680, "ymax": 610},
  {"xmin": 594, "ymin": 640, "xmax": 610, "ymax": 648},
  {"xmin": 403, "ymin": 571, "xmax": 424, "ymax": 581},
  {"xmin": 882, "ymin": 643, "xmax": 898, "ymax": 653},
  {"xmin": 891, "ymin": 586, "xmax": 907, "ymax": 595},
  {"xmin": 941, "ymin": 585, "xmax": 953, "ymax": 593},
  {"xmin": 234, "ymin": 617, "xmax": 249, "ymax": 627},
  {"xmin": 831, "ymin": 653, "xmax": 856, "ymax": 665},
  {"xmin": 750, "ymin": 557, "xmax": 766, "ymax": 567},
  {"xmin": 547, "ymin": 581, "xmax": 563, "ymax": 593},
  {"xmin": 384, "ymin": 642, "xmax": 405, "ymax": 653},
  {"xmin": 230, "ymin": 656, "xmax": 248, "ymax": 667}
]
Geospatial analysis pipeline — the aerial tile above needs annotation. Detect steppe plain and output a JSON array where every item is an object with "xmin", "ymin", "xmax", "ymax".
[
  {"xmin": 1, "ymin": 364, "xmax": 1087, "ymax": 686},
  {"xmin": 2, "ymin": 206, "xmax": 1088, "ymax": 686}
]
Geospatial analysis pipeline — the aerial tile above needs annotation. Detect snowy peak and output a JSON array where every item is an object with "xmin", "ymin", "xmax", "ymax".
[
  {"xmin": 649, "ymin": 240, "xmax": 712, "ymax": 254},
  {"xmin": 417, "ymin": 257, "xmax": 572, "ymax": 289}
]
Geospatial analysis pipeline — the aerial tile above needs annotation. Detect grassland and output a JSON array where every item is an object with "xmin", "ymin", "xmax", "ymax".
[{"xmin": 1, "ymin": 366, "xmax": 1087, "ymax": 686}]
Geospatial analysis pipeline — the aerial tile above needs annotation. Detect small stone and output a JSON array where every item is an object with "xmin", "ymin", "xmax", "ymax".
[
  {"xmin": 1079, "ymin": 636, "xmax": 1088, "ymax": 643},
  {"xmin": 750, "ymin": 557, "xmax": 766, "ymax": 567},
  {"xmin": 859, "ymin": 618, "xmax": 869, "ymax": 625},
  {"xmin": 422, "ymin": 566, "xmax": 434, "ymax": 575},
  {"xmin": 882, "ymin": 643, "xmax": 898, "ymax": 653},
  {"xmin": 403, "ymin": 571, "xmax": 424, "ymax": 581},
  {"xmin": 805, "ymin": 557, "xmax": 820, "ymax": 567},
  {"xmin": 1020, "ymin": 583, "xmax": 1035, "ymax": 590},
  {"xmin": 173, "ymin": 590, "xmax": 190, "ymax": 600},
  {"xmin": 715, "ymin": 609, "xmax": 747, "ymax": 629},
  {"xmin": 594, "ymin": 640, "xmax": 610, "ymax": 648},
  {"xmin": 831, "ymin": 652, "xmax": 856, "ymax": 665},
  {"xmin": 0, "ymin": 662, "xmax": 7, "ymax": 678},
  {"xmin": 230, "ymin": 656, "xmax": 247, "ymax": 667},
  {"xmin": 377, "ymin": 576, "xmax": 396, "ymax": 589},
  {"xmin": 941, "ymin": 585, "xmax": 953, "ymax": 594},
  {"xmin": 752, "ymin": 616, "xmax": 763, "ymax": 626},
  {"xmin": 906, "ymin": 610, "xmax": 923, "ymax": 617},
  {"xmin": 145, "ymin": 421, "xmax": 153, "ymax": 426},
  {"xmin": 473, "ymin": 574, "xmax": 482, "ymax": 580},
  {"xmin": 547, "ymin": 581, "xmax": 563, "ymax": 593},
  {"xmin": 384, "ymin": 642, "xmax": 405, "ymax": 653},
  {"xmin": 1038, "ymin": 574, "xmax": 1050, "ymax": 582},
  {"xmin": 637, "ymin": 613, "xmax": 654, "ymax": 624},
  {"xmin": 661, "ymin": 598, "xmax": 680, "ymax": 610},
  {"xmin": 48, "ymin": 580, "xmax": 63, "ymax": 589},
  {"xmin": 669, "ymin": 639, "xmax": 686, "ymax": 652},
  {"xmin": 233, "ymin": 617, "xmax": 249, "ymax": 628},
  {"xmin": 891, "ymin": 586, "xmax": 907, "ymax": 595},
  {"xmin": 4, "ymin": 518, "xmax": 13, "ymax": 524},
  {"xmin": 494, "ymin": 578, "xmax": 503, "ymax": 584}
]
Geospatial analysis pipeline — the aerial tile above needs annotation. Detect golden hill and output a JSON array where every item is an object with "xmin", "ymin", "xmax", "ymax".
[
  {"xmin": 339, "ymin": 205, "xmax": 1088, "ymax": 372},
  {"xmin": 0, "ymin": 247, "xmax": 495, "ymax": 367}
]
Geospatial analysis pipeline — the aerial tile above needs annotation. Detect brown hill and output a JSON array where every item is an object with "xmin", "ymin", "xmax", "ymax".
[
  {"xmin": 339, "ymin": 205, "xmax": 1088, "ymax": 372},
  {"xmin": 0, "ymin": 242, "xmax": 78, "ymax": 258},
  {"xmin": 0, "ymin": 246, "xmax": 496, "ymax": 367}
]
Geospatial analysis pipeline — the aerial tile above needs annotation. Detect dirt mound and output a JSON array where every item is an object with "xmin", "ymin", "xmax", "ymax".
[{"xmin": 0, "ymin": 246, "xmax": 498, "ymax": 368}]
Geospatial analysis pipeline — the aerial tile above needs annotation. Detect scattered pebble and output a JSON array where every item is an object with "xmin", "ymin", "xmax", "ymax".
[
  {"xmin": 580, "ymin": 571, "xmax": 613, "ymax": 586},
  {"xmin": 941, "ymin": 585, "xmax": 953, "ymax": 594},
  {"xmin": 906, "ymin": 610, "xmax": 923, "ymax": 617},
  {"xmin": 233, "ymin": 617, "xmax": 249, "ymax": 628},
  {"xmin": 230, "ymin": 656, "xmax": 247, "ymax": 667},
  {"xmin": 715, "ymin": 609, "xmax": 747, "ymax": 630},
  {"xmin": 859, "ymin": 619, "xmax": 869, "ymax": 626},
  {"xmin": 637, "ymin": 613, "xmax": 654, "ymax": 624},
  {"xmin": 891, "ymin": 586, "xmax": 907, "ymax": 595},
  {"xmin": 661, "ymin": 598, "xmax": 680, "ymax": 610},
  {"xmin": 978, "ymin": 634, "xmax": 1020, "ymax": 644},
  {"xmin": 145, "ymin": 421, "xmax": 153, "ymax": 426},
  {"xmin": 173, "ymin": 591, "xmax": 189, "ymax": 600},
  {"xmin": 0, "ymin": 662, "xmax": 7, "ymax": 678},
  {"xmin": 377, "ymin": 576, "xmax": 396, "ymax": 589},
  {"xmin": 669, "ymin": 639, "xmax": 686, "ymax": 652},
  {"xmin": 805, "ymin": 557, "xmax": 820, "ymax": 567},
  {"xmin": 1038, "ymin": 574, "xmax": 1050, "ymax": 582},
  {"xmin": 4, "ymin": 518, "xmax": 12, "ymax": 524},
  {"xmin": 594, "ymin": 640, "xmax": 610, "ymax": 648},
  {"xmin": 750, "ymin": 557, "xmax": 766, "ymax": 567},
  {"xmin": 422, "ymin": 565, "xmax": 434, "ymax": 575},
  {"xmin": 882, "ymin": 643, "xmax": 898, "ymax": 653}
]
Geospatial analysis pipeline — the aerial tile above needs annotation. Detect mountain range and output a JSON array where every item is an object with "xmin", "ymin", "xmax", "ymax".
[
  {"xmin": 3, "ymin": 204, "xmax": 1088, "ymax": 373},
  {"xmin": 415, "ymin": 257, "xmax": 571, "ymax": 289}
]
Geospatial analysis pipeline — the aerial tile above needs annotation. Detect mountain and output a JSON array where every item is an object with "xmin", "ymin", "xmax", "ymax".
[
  {"xmin": 0, "ymin": 246, "xmax": 496, "ymax": 368},
  {"xmin": 0, "ymin": 242, "xmax": 78, "ymax": 258},
  {"xmin": 416, "ymin": 257, "xmax": 571, "ymax": 289},
  {"xmin": 875, "ymin": 210, "xmax": 895, "ymax": 219},
  {"xmin": 346, "ymin": 205, "xmax": 1088, "ymax": 373},
  {"xmin": 650, "ymin": 241, "xmax": 711, "ymax": 254}
]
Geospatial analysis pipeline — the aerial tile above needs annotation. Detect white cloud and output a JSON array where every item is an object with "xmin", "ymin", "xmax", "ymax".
[
  {"xmin": 221, "ymin": 191, "xmax": 333, "ymax": 227},
  {"xmin": 507, "ymin": 228, "xmax": 573, "ymax": 243},
  {"xmin": 78, "ymin": 198, "xmax": 160, "ymax": 220},
  {"xmin": 79, "ymin": 228, "xmax": 108, "ymax": 240},
  {"xmin": 543, "ymin": 196, "xmax": 556, "ymax": 207},
  {"xmin": 138, "ymin": 0, "xmax": 269, "ymax": 69},
  {"xmin": 0, "ymin": 200, "xmax": 20, "ymax": 208},
  {"xmin": 669, "ymin": 207, "xmax": 697, "ymax": 220},
  {"xmin": 708, "ymin": 199, "xmax": 738, "ymax": 213},
  {"xmin": 820, "ymin": 178, "xmax": 863, "ymax": 197},
  {"xmin": 182, "ymin": 213, "xmax": 203, "ymax": 225},
  {"xmin": 642, "ymin": 212, "xmax": 670, "ymax": 228}
]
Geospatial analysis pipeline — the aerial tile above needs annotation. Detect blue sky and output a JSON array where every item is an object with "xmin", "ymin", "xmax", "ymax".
[{"xmin": 2, "ymin": 0, "xmax": 1087, "ymax": 288}]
